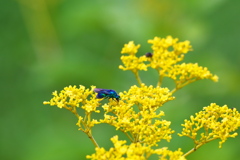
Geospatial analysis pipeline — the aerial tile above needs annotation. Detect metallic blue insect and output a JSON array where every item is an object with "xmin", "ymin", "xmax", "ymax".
[{"xmin": 94, "ymin": 88, "xmax": 120, "ymax": 101}]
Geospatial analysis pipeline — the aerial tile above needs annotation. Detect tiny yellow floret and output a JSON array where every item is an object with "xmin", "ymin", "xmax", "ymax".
[{"xmin": 121, "ymin": 41, "xmax": 140, "ymax": 55}]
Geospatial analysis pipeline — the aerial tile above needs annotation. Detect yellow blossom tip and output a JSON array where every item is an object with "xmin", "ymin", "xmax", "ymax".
[
  {"xmin": 121, "ymin": 41, "xmax": 140, "ymax": 55},
  {"xmin": 43, "ymin": 101, "xmax": 50, "ymax": 105}
]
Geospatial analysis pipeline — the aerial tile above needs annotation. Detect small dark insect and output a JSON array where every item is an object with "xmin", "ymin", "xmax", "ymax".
[
  {"xmin": 94, "ymin": 88, "xmax": 120, "ymax": 101},
  {"xmin": 145, "ymin": 52, "xmax": 153, "ymax": 58}
]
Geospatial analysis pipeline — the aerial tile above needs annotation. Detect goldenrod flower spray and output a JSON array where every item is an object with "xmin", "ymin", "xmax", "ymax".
[{"xmin": 44, "ymin": 36, "xmax": 239, "ymax": 160}]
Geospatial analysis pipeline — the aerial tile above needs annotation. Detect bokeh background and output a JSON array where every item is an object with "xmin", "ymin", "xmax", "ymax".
[{"xmin": 1, "ymin": 0, "xmax": 240, "ymax": 159}]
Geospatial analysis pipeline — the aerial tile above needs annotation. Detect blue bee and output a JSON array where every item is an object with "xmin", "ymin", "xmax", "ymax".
[{"xmin": 94, "ymin": 88, "xmax": 120, "ymax": 101}]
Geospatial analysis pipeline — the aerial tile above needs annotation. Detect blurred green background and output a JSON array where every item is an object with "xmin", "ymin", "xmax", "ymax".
[{"xmin": 1, "ymin": 0, "xmax": 240, "ymax": 159}]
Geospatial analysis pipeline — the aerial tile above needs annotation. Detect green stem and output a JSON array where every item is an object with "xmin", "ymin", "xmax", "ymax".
[
  {"xmin": 64, "ymin": 106, "xmax": 80, "ymax": 118},
  {"xmin": 63, "ymin": 105, "xmax": 99, "ymax": 148},
  {"xmin": 133, "ymin": 71, "xmax": 142, "ymax": 86},
  {"xmin": 183, "ymin": 137, "xmax": 217, "ymax": 157},
  {"xmin": 170, "ymin": 88, "xmax": 178, "ymax": 94},
  {"xmin": 156, "ymin": 68, "xmax": 163, "ymax": 87},
  {"xmin": 183, "ymin": 143, "xmax": 202, "ymax": 157},
  {"xmin": 171, "ymin": 78, "xmax": 199, "ymax": 94},
  {"xmin": 85, "ymin": 130, "xmax": 100, "ymax": 148},
  {"xmin": 71, "ymin": 107, "xmax": 80, "ymax": 118},
  {"xmin": 120, "ymin": 129, "xmax": 134, "ymax": 142}
]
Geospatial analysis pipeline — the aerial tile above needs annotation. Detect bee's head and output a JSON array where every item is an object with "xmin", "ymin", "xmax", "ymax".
[{"xmin": 116, "ymin": 95, "xmax": 120, "ymax": 102}]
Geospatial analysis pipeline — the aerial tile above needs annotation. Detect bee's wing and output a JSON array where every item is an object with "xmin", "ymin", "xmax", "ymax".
[
  {"xmin": 94, "ymin": 88, "xmax": 104, "ymax": 93},
  {"xmin": 94, "ymin": 88, "xmax": 114, "ymax": 94}
]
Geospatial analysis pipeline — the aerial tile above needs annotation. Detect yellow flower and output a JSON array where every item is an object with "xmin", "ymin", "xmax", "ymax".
[
  {"xmin": 86, "ymin": 136, "xmax": 185, "ymax": 160},
  {"xmin": 178, "ymin": 103, "xmax": 240, "ymax": 148},
  {"xmin": 164, "ymin": 63, "xmax": 218, "ymax": 90},
  {"xmin": 154, "ymin": 147, "xmax": 186, "ymax": 160},
  {"xmin": 119, "ymin": 55, "xmax": 148, "ymax": 72},
  {"xmin": 122, "ymin": 83, "xmax": 175, "ymax": 108},
  {"xmin": 121, "ymin": 41, "xmax": 140, "ymax": 55},
  {"xmin": 147, "ymin": 36, "xmax": 192, "ymax": 70},
  {"xmin": 119, "ymin": 36, "xmax": 218, "ymax": 90},
  {"xmin": 119, "ymin": 41, "xmax": 148, "ymax": 75},
  {"xmin": 44, "ymin": 85, "xmax": 101, "ymax": 131},
  {"xmin": 43, "ymin": 85, "xmax": 100, "ymax": 113},
  {"xmin": 100, "ymin": 84, "xmax": 175, "ymax": 146},
  {"xmin": 173, "ymin": 40, "xmax": 191, "ymax": 54},
  {"xmin": 148, "ymin": 36, "xmax": 179, "ymax": 50}
]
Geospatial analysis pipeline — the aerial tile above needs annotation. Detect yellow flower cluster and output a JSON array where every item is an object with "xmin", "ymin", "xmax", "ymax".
[
  {"xmin": 119, "ymin": 36, "xmax": 192, "ymax": 73},
  {"xmin": 178, "ymin": 103, "xmax": 240, "ymax": 148},
  {"xmin": 86, "ymin": 136, "xmax": 185, "ymax": 160},
  {"xmin": 121, "ymin": 41, "xmax": 140, "ymax": 55},
  {"xmin": 119, "ymin": 41, "xmax": 148, "ymax": 72},
  {"xmin": 119, "ymin": 36, "xmax": 218, "ymax": 89},
  {"xmin": 43, "ymin": 85, "xmax": 100, "ymax": 112},
  {"xmin": 119, "ymin": 55, "xmax": 148, "ymax": 72},
  {"xmin": 122, "ymin": 83, "xmax": 175, "ymax": 108},
  {"xmin": 43, "ymin": 85, "xmax": 101, "ymax": 135},
  {"xmin": 43, "ymin": 84, "xmax": 175, "ymax": 148},
  {"xmin": 43, "ymin": 36, "xmax": 238, "ymax": 159},
  {"xmin": 147, "ymin": 36, "xmax": 191, "ymax": 69},
  {"xmin": 101, "ymin": 83, "xmax": 175, "ymax": 146},
  {"xmin": 165, "ymin": 63, "xmax": 219, "ymax": 90}
]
